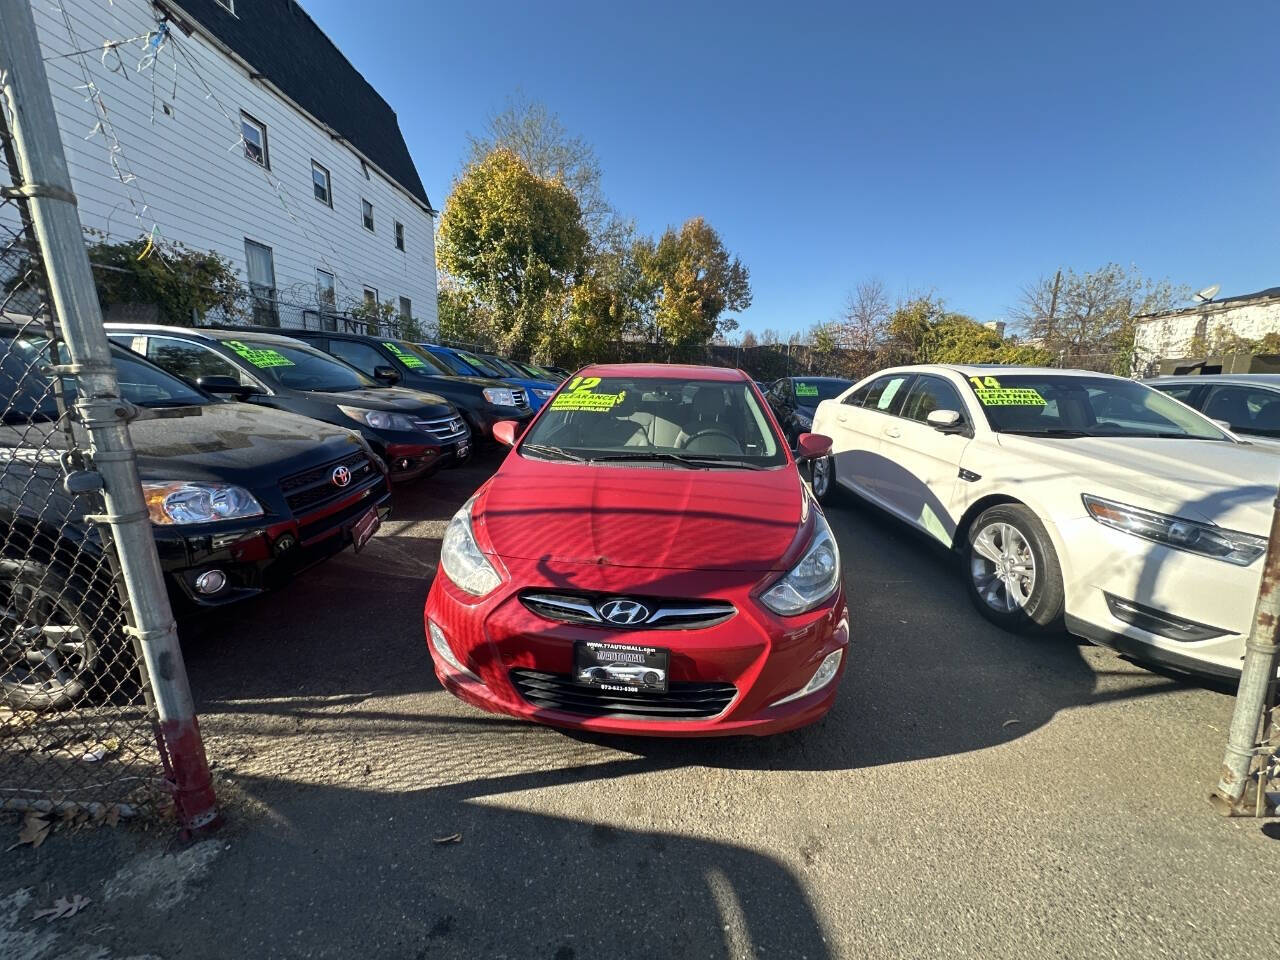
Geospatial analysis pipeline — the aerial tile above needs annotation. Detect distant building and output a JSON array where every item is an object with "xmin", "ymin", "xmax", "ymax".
[
  {"xmin": 982, "ymin": 320, "xmax": 1006, "ymax": 338},
  {"xmin": 23, "ymin": 0, "xmax": 436, "ymax": 331},
  {"xmin": 1133, "ymin": 287, "xmax": 1280, "ymax": 373}
]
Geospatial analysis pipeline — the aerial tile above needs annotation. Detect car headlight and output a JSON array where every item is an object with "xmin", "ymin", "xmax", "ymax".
[
  {"xmin": 760, "ymin": 508, "xmax": 841, "ymax": 615},
  {"xmin": 440, "ymin": 496, "xmax": 502, "ymax": 596},
  {"xmin": 337, "ymin": 405, "xmax": 416, "ymax": 431},
  {"xmin": 142, "ymin": 482, "xmax": 264, "ymax": 525},
  {"xmin": 1083, "ymin": 494, "xmax": 1267, "ymax": 566},
  {"xmin": 483, "ymin": 387, "xmax": 517, "ymax": 407},
  {"xmin": 533, "ymin": 388, "xmax": 555, "ymax": 400}
]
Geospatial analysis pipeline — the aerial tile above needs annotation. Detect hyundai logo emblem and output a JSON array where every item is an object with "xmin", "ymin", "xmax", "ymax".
[
  {"xmin": 598, "ymin": 599, "xmax": 651, "ymax": 626},
  {"xmin": 331, "ymin": 465, "xmax": 352, "ymax": 487}
]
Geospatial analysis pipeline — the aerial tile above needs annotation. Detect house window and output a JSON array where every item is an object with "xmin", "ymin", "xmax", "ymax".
[
  {"xmin": 240, "ymin": 112, "xmax": 268, "ymax": 168},
  {"xmin": 363, "ymin": 287, "xmax": 378, "ymax": 309},
  {"xmin": 316, "ymin": 269, "xmax": 337, "ymax": 331},
  {"xmin": 399, "ymin": 296, "xmax": 412, "ymax": 320},
  {"xmin": 244, "ymin": 239, "xmax": 278, "ymax": 326},
  {"xmin": 394, "ymin": 221, "xmax": 405, "ymax": 251},
  {"xmin": 361, "ymin": 199, "xmax": 374, "ymax": 231},
  {"xmin": 311, "ymin": 161, "xmax": 331, "ymax": 206}
]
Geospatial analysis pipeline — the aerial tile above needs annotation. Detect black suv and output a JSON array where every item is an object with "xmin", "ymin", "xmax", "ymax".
[
  {"xmin": 107, "ymin": 325, "xmax": 471, "ymax": 481},
  {"xmin": 272, "ymin": 329, "xmax": 536, "ymax": 441},
  {"xmin": 1, "ymin": 324, "xmax": 391, "ymax": 706}
]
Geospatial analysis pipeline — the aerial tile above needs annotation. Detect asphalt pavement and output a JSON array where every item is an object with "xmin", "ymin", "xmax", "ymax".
[{"xmin": 3, "ymin": 451, "xmax": 1278, "ymax": 959}]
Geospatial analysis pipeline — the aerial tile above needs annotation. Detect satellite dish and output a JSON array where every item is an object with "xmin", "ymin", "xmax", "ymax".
[{"xmin": 1193, "ymin": 284, "xmax": 1220, "ymax": 303}]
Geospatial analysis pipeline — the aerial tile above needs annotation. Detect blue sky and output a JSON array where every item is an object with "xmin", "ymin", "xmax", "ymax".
[{"xmin": 307, "ymin": 0, "xmax": 1278, "ymax": 336}]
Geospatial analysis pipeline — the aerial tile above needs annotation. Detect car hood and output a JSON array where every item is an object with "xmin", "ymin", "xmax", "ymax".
[
  {"xmin": 320, "ymin": 385, "xmax": 452, "ymax": 415},
  {"xmin": 3, "ymin": 402, "xmax": 370, "ymax": 486},
  {"xmin": 995, "ymin": 433, "xmax": 1279, "ymax": 534},
  {"xmin": 477, "ymin": 457, "xmax": 806, "ymax": 571}
]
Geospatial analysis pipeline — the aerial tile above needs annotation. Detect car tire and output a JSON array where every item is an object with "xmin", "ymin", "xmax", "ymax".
[
  {"xmin": 963, "ymin": 504, "xmax": 1064, "ymax": 634},
  {"xmin": 0, "ymin": 557, "xmax": 108, "ymax": 711},
  {"xmin": 811, "ymin": 455, "xmax": 838, "ymax": 504}
]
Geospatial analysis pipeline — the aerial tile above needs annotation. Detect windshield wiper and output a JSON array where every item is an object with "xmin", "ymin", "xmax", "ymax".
[
  {"xmin": 521, "ymin": 443, "xmax": 587, "ymax": 462},
  {"xmin": 999, "ymin": 428, "xmax": 1092, "ymax": 438},
  {"xmin": 590, "ymin": 451, "xmax": 765, "ymax": 470}
]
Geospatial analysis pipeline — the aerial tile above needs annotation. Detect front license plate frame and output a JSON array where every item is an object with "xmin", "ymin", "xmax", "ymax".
[
  {"xmin": 350, "ymin": 505, "xmax": 380, "ymax": 553},
  {"xmin": 573, "ymin": 640, "xmax": 670, "ymax": 693}
]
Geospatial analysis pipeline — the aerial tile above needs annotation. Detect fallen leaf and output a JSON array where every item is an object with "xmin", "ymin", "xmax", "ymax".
[
  {"xmin": 1002, "ymin": 718, "xmax": 1021, "ymax": 727},
  {"xmin": 8, "ymin": 811, "xmax": 54, "ymax": 850},
  {"xmin": 33, "ymin": 894, "xmax": 90, "ymax": 922},
  {"xmin": 81, "ymin": 737, "xmax": 120, "ymax": 762},
  {"xmin": 433, "ymin": 833, "xmax": 462, "ymax": 845}
]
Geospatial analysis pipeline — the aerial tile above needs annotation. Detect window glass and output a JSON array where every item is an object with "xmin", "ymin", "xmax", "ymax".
[
  {"xmin": 394, "ymin": 222, "xmax": 405, "ymax": 251},
  {"xmin": 145, "ymin": 337, "xmax": 251, "ymax": 386},
  {"xmin": 792, "ymin": 379, "xmax": 853, "ymax": 403},
  {"xmin": 862, "ymin": 375, "xmax": 913, "ymax": 413},
  {"xmin": 1203, "ymin": 385, "xmax": 1280, "ymax": 438},
  {"xmin": 520, "ymin": 377, "xmax": 786, "ymax": 466},
  {"xmin": 240, "ymin": 113, "xmax": 267, "ymax": 167},
  {"xmin": 456, "ymin": 350, "xmax": 506, "ymax": 378},
  {"xmin": 842, "ymin": 383, "xmax": 871, "ymax": 406},
  {"xmin": 1155, "ymin": 383, "xmax": 1199, "ymax": 404},
  {"xmin": 221, "ymin": 338, "xmax": 373, "ymax": 392},
  {"xmin": 311, "ymin": 161, "xmax": 331, "ymax": 205},
  {"xmin": 963, "ymin": 374, "xmax": 1227, "ymax": 440},
  {"xmin": 361, "ymin": 199, "xmax": 374, "ymax": 231},
  {"xmin": 428, "ymin": 349, "xmax": 472, "ymax": 376},
  {"xmin": 900, "ymin": 376, "xmax": 965, "ymax": 423},
  {"xmin": 326, "ymin": 339, "xmax": 386, "ymax": 375}
]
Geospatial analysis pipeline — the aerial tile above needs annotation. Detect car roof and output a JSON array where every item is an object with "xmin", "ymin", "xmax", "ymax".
[
  {"xmin": 1149, "ymin": 374, "xmax": 1280, "ymax": 388},
  {"xmin": 861, "ymin": 363, "xmax": 1122, "ymax": 380},
  {"xmin": 788, "ymin": 375, "xmax": 852, "ymax": 383},
  {"xmin": 103, "ymin": 323, "xmax": 314, "ymax": 348},
  {"xmin": 578, "ymin": 363, "xmax": 750, "ymax": 382}
]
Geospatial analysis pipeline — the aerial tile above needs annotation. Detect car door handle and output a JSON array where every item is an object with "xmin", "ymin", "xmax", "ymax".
[
  {"xmin": 836, "ymin": 414, "xmax": 848, "ymax": 423},
  {"xmin": 883, "ymin": 426, "xmax": 901, "ymax": 438}
]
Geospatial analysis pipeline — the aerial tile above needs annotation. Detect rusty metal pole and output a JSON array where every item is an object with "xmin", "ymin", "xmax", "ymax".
[{"xmin": 1210, "ymin": 483, "xmax": 1280, "ymax": 815}]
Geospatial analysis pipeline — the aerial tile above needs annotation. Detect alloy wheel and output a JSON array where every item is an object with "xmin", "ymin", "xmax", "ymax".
[
  {"xmin": 969, "ymin": 521, "xmax": 1037, "ymax": 613},
  {"xmin": 811, "ymin": 456, "xmax": 831, "ymax": 497}
]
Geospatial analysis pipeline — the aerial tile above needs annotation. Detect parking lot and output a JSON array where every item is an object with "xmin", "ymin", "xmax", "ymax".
[{"xmin": 4, "ymin": 450, "xmax": 1279, "ymax": 960}]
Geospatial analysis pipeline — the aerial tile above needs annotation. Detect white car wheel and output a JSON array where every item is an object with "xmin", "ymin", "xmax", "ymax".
[{"xmin": 964, "ymin": 504, "xmax": 1064, "ymax": 633}]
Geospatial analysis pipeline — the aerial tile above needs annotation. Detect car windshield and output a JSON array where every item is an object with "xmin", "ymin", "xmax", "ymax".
[
  {"xmin": 453, "ymin": 350, "xmax": 506, "ymax": 378},
  {"xmin": 965, "ymin": 373, "xmax": 1229, "ymax": 440},
  {"xmin": 1, "ymin": 331, "xmax": 209, "ymax": 423},
  {"xmin": 486, "ymin": 356, "xmax": 525, "ymax": 378},
  {"xmin": 519, "ymin": 375, "xmax": 787, "ymax": 467},
  {"xmin": 423, "ymin": 347, "xmax": 472, "ymax": 376},
  {"xmin": 222, "ymin": 337, "xmax": 375, "ymax": 392},
  {"xmin": 794, "ymin": 379, "xmax": 851, "ymax": 402},
  {"xmin": 380, "ymin": 340, "xmax": 451, "ymax": 375}
]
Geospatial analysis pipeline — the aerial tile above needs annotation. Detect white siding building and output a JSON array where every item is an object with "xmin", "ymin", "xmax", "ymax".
[
  {"xmin": 1133, "ymin": 287, "xmax": 1280, "ymax": 371},
  {"xmin": 27, "ymin": 0, "xmax": 437, "ymax": 331}
]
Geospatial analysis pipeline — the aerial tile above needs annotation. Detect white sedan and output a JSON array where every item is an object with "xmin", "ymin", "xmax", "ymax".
[{"xmin": 809, "ymin": 364, "xmax": 1278, "ymax": 679}]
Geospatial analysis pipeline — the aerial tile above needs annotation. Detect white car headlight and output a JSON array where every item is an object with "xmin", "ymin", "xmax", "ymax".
[
  {"xmin": 440, "ymin": 496, "xmax": 502, "ymax": 596},
  {"xmin": 533, "ymin": 388, "xmax": 555, "ymax": 400},
  {"xmin": 337, "ymin": 405, "xmax": 416, "ymax": 431},
  {"xmin": 142, "ymin": 482, "xmax": 264, "ymax": 525},
  {"xmin": 1083, "ymin": 494, "xmax": 1267, "ymax": 566},
  {"xmin": 483, "ymin": 387, "xmax": 518, "ymax": 407},
  {"xmin": 760, "ymin": 509, "xmax": 841, "ymax": 615}
]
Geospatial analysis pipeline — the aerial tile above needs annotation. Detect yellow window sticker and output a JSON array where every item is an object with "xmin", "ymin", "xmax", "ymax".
[
  {"xmin": 225, "ymin": 340, "xmax": 295, "ymax": 368},
  {"xmin": 967, "ymin": 375, "xmax": 1045, "ymax": 406},
  {"xmin": 550, "ymin": 376, "xmax": 628, "ymax": 412},
  {"xmin": 383, "ymin": 342, "xmax": 426, "ymax": 369}
]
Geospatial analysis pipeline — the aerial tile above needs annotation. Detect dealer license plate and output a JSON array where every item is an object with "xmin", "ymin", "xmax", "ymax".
[
  {"xmin": 350, "ymin": 506, "xmax": 380, "ymax": 553},
  {"xmin": 574, "ymin": 641, "xmax": 669, "ymax": 693}
]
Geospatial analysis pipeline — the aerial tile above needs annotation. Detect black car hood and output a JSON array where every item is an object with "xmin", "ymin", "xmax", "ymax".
[
  {"xmin": 3, "ymin": 403, "xmax": 371, "ymax": 486},
  {"xmin": 317, "ymin": 385, "xmax": 453, "ymax": 416},
  {"xmin": 400, "ymin": 372, "xmax": 509, "ymax": 391}
]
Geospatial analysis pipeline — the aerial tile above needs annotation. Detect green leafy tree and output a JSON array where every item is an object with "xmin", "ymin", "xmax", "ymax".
[
  {"xmin": 636, "ymin": 218, "xmax": 751, "ymax": 348},
  {"xmin": 85, "ymin": 234, "xmax": 241, "ymax": 325},
  {"xmin": 921, "ymin": 314, "xmax": 1051, "ymax": 365},
  {"xmin": 437, "ymin": 148, "xmax": 589, "ymax": 355}
]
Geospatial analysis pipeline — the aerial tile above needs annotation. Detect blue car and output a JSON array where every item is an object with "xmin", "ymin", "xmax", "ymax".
[{"xmin": 420, "ymin": 344, "xmax": 558, "ymax": 411}]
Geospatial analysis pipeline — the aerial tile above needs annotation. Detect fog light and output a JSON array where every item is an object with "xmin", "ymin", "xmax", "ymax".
[
  {"xmin": 193, "ymin": 569, "xmax": 227, "ymax": 595},
  {"xmin": 274, "ymin": 533, "xmax": 297, "ymax": 556},
  {"xmin": 428, "ymin": 620, "xmax": 480, "ymax": 681},
  {"xmin": 770, "ymin": 648, "xmax": 843, "ymax": 706}
]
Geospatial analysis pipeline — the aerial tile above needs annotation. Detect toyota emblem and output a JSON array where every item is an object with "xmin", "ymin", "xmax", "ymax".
[
  {"xmin": 598, "ymin": 599, "xmax": 651, "ymax": 626},
  {"xmin": 331, "ymin": 465, "xmax": 352, "ymax": 487}
]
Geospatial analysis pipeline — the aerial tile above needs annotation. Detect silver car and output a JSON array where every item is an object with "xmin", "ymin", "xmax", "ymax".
[{"xmin": 1148, "ymin": 374, "xmax": 1280, "ymax": 448}]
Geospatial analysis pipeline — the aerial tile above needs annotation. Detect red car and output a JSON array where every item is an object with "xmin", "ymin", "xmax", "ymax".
[{"xmin": 424, "ymin": 364, "xmax": 848, "ymax": 737}]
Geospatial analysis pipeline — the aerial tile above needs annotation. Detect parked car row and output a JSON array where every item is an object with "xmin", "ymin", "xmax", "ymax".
[{"xmin": 0, "ymin": 317, "xmax": 565, "ymax": 708}]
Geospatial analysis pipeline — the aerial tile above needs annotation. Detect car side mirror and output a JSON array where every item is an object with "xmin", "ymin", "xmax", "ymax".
[
  {"xmin": 373, "ymin": 365, "xmax": 401, "ymax": 385},
  {"xmin": 926, "ymin": 409, "xmax": 964, "ymax": 432},
  {"xmin": 492, "ymin": 419, "xmax": 524, "ymax": 447},
  {"xmin": 795, "ymin": 432, "xmax": 832, "ymax": 460},
  {"xmin": 197, "ymin": 375, "xmax": 254, "ymax": 400}
]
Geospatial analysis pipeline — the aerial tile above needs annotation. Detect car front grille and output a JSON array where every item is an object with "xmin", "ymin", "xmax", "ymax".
[
  {"xmin": 510, "ymin": 388, "xmax": 529, "ymax": 409},
  {"xmin": 520, "ymin": 592, "xmax": 736, "ymax": 630},
  {"xmin": 280, "ymin": 451, "xmax": 377, "ymax": 514},
  {"xmin": 509, "ymin": 669, "xmax": 737, "ymax": 720},
  {"xmin": 411, "ymin": 415, "xmax": 469, "ymax": 444}
]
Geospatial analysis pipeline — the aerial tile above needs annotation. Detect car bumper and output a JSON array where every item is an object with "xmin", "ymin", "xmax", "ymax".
[
  {"xmin": 423, "ymin": 559, "xmax": 848, "ymax": 737},
  {"xmin": 156, "ymin": 477, "xmax": 392, "ymax": 608},
  {"xmin": 383, "ymin": 438, "xmax": 471, "ymax": 480},
  {"xmin": 1058, "ymin": 517, "xmax": 1262, "ymax": 677}
]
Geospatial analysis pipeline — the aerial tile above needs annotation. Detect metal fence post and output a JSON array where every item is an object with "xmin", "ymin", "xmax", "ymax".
[
  {"xmin": 1210, "ymin": 483, "xmax": 1280, "ymax": 815},
  {"xmin": 0, "ymin": 0, "xmax": 216, "ymax": 830}
]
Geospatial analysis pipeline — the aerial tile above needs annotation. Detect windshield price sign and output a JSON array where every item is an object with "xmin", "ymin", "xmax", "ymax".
[
  {"xmin": 550, "ymin": 376, "xmax": 628, "ymax": 412},
  {"xmin": 968, "ymin": 375, "xmax": 1046, "ymax": 407},
  {"xmin": 225, "ymin": 340, "xmax": 295, "ymax": 368}
]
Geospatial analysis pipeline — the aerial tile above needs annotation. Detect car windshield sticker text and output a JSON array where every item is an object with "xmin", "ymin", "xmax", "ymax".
[
  {"xmin": 382, "ymin": 342, "xmax": 426, "ymax": 369},
  {"xmin": 968, "ymin": 375, "xmax": 1047, "ymax": 407},
  {"xmin": 225, "ymin": 340, "xmax": 295, "ymax": 368},
  {"xmin": 550, "ymin": 376, "xmax": 628, "ymax": 412},
  {"xmin": 795, "ymin": 382, "xmax": 820, "ymax": 398}
]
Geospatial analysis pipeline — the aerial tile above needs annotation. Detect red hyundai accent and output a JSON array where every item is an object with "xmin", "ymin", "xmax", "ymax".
[{"xmin": 424, "ymin": 364, "xmax": 848, "ymax": 737}]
